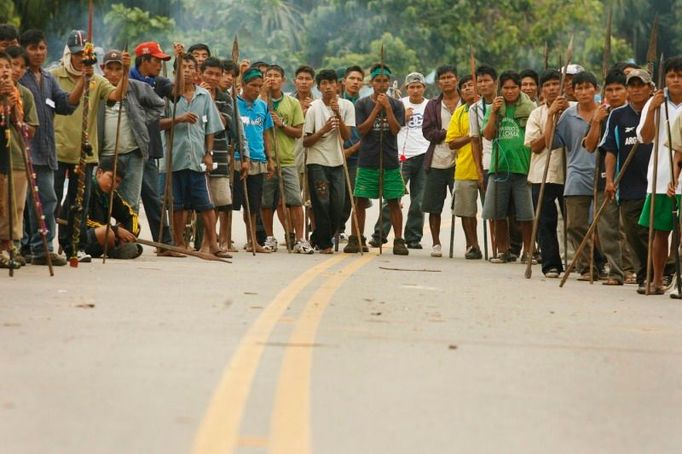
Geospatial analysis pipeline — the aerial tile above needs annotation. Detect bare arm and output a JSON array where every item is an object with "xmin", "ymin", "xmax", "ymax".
[{"xmin": 639, "ymin": 90, "xmax": 664, "ymax": 144}]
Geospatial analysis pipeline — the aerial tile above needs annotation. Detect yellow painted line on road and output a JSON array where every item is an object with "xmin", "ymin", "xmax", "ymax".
[
  {"xmin": 269, "ymin": 254, "xmax": 375, "ymax": 454},
  {"xmin": 192, "ymin": 254, "xmax": 348, "ymax": 454}
]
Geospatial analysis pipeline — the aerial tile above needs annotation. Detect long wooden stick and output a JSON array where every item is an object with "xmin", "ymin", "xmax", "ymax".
[
  {"xmin": 135, "ymin": 238, "xmax": 230, "ymax": 263},
  {"xmin": 560, "ymin": 142, "xmax": 640, "ymax": 287},
  {"xmin": 69, "ymin": 3, "xmax": 95, "ymax": 268},
  {"xmin": 103, "ymin": 46, "xmax": 129, "ymax": 263},
  {"xmin": 267, "ymin": 94, "xmax": 293, "ymax": 252},
  {"xmin": 230, "ymin": 37, "xmax": 256, "ymax": 255},
  {"xmin": 2, "ymin": 99, "xmax": 15, "ymax": 276},
  {"xmin": 378, "ymin": 44, "xmax": 385, "ymax": 255},
  {"xmin": 158, "ymin": 52, "xmax": 182, "ymax": 247},
  {"xmin": 335, "ymin": 106, "xmax": 363, "ymax": 255},
  {"xmin": 18, "ymin": 123, "xmax": 53, "ymax": 275},
  {"xmin": 525, "ymin": 37, "xmax": 573, "ymax": 279}
]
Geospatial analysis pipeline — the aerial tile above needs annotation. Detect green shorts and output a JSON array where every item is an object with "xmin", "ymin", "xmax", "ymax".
[
  {"xmin": 638, "ymin": 193, "xmax": 681, "ymax": 231},
  {"xmin": 353, "ymin": 167, "xmax": 405, "ymax": 200}
]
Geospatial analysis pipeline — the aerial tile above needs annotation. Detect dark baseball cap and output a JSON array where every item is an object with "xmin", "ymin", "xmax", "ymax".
[
  {"xmin": 67, "ymin": 29, "xmax": 87, "ymax": 53},
  {"xmin": 102, "ymin": 50, "xmax": 123, "ymax": 66}
]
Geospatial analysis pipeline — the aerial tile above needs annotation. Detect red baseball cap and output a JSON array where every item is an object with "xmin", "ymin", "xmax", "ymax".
[{"xmin": 134, "ymin": 41, "xmax": 171, "ymax": 61}]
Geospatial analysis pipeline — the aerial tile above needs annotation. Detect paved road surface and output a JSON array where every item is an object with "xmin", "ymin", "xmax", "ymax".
[{"xmin": 2, "ymin": 201, "xmax": 682, "ymax": 454}]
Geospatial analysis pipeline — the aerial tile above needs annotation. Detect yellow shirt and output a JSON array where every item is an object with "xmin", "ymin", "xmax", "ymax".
[
  {"xmin": 50, "ymin": 66, "xmax": 115, "ymax": 164},
  {"xmin": 446, "ymin": 104, "xmax": 478, "ymax": 180}
]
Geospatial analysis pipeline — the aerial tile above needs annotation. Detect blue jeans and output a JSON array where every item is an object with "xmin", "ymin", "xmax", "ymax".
[
  {"xmin": 115, "ymin": 149, "xmax": 145, "ymax": 213},
  {"xmin": 308, "ymin": 164, "xmax": 345, "ymax": 250},
  {"xmin": 372, "ymin": 154, "xmax": 426, "ymax": 243},
  {"xmin": 27, "ymin": 165, "xmax": 58, "ymax": 257},
  {"xmin": 142, "ymin": 158, "xmax": 172, "ymax": 244}
]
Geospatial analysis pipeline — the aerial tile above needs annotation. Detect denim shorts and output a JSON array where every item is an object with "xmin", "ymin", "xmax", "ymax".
[{"xmin": 170, "ymin": 169, "xmax": 214, "ymax": 212}]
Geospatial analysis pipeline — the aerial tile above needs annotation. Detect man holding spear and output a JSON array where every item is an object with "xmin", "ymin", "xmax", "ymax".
[
  {"xmin": 302, "ymin": 69, "xmax": 355, "ymax": 254},
  {"xmin": 524, "ymin": 69, "xmax": 569, "ymax": 278},
  {"xmin": 262, "ymin": 65, "xmax": 312, "ymax": 254},
  {"xmin": 600, "ymin": 69, "xmax": 654, "ymax": 291},
  {"xmin": 638, "ymin": 56, "xmax": 682, "ymax": 295},
  {"xmin": 348, "ymin": 62, "xmax": 407, "ymax": 255}
]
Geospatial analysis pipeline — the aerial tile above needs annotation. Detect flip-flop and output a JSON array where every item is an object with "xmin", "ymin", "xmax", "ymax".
[
  {"xmin": 602, "ymin": 279, "xmax": 623, "ymax": 286},
  {"xmin": 212, "ymin": 250, "xmax": 233, "ymax": 259},
  {"xmin": 245, "ymin": 244, "xmax": 271, "ymax": 253},
  {"xmin": 636, "ymin": 285, "xmax": 666, "ymax": 295},
  {"xmin": 624, "ymin": 275, "xmax": 638, "ymax": 285}
]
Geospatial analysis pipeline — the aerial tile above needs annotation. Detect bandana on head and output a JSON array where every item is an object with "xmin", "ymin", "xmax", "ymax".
[
  {"xmin": 242, "ymin": 68, "xmax": 263, "ymax": 84},
  {"xmin": 61, "ymin": 45, "xmax": 83, "ymax": 78},
  {"xmin": 370, "ymin": 65, "xmax": 392, "ymax": 80}
]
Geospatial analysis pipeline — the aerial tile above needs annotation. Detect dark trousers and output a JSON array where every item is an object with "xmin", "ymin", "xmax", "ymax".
[
  {"xmin": 308, "ymin": 164, "xmax": 345, "ymax": 250},
  {"xmin": 619, "ymin": 198, "xmax": 649, "ymax": 284},
  {"xmin": 142, "ymin": 158, "xmax": 172, "ymax": 244},
  {"xmin": 55, "ymin": 161, "xmax": 95, "ymax": 255},
  {"xmin": 531, "ymin": 183, "xmax": 564, "ymax": 273},
  {"xmin": 372, "ymin": 154, "xmax": 426, "ymax": 243},
  {"xmin": 340, "ymin": 161, "xmax": 358, "ymax": 233}
]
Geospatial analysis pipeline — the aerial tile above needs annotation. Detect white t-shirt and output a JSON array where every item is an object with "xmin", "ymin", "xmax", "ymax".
[
  {"xmin": 469, "ymin": 99, "xmax": 493, "ymax": 170},
  {"xmin": 524, "ymin": 103, "xmax": 571, "ymax": 184},
  {"xmin": 636, "ymin": 95, "xmax": 682, "ymax": 194},
  {"xmin": 397, "ymin": 97, "xmax": 429, "ymax": 159},
  {"xmin": 431, "ymin": 102, "xmax": 455, "ymax": 169},
  {"xmin": 304, "ymin": 98, "xmax": 356, "ymax": 167}
]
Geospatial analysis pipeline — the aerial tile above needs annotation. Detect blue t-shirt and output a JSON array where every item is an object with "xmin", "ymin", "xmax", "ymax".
[
  {"xmin": 552, "ymin": 105, "xmax": 595, "ymax": 197},
  {"xmin": 236, "ymin": 96, "xmax": 273, "ymax": 162},
  {"xmin": 598, "ymin": 104, "xmax": 652, "ymax": 200}
]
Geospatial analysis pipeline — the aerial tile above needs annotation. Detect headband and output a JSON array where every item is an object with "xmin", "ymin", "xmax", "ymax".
[
  {"xmin": 242, "ymin": 68, "xmax": 263, "ymax": 84},
  {"xmin": 370, "ymin": 65, "xmax": 392, "ymax": 80}
]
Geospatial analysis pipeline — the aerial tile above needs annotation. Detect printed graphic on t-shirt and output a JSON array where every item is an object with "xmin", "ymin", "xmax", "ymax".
[
  {"xmin": 242, "ymin": 115, "xmax": 264, "ymax": 127},
  {"xmin": 372, "ymin": 116, "xmax": 389, "ymax": 132},
  {"xmin": 406, "ymin": 112, "xmax": 423, "ymax": 129}
]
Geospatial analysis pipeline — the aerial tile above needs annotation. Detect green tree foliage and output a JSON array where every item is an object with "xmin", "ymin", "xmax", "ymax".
[
  {"xmin": 7, "ymin": 0, "xmax": 681, "ymax": 80},
  {"xmin": 103, "ymin": 4, "xmax": 175, "ymax": 50}
]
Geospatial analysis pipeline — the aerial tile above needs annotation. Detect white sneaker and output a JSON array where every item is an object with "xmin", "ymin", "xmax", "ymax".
[
  {"xmin": 294, "ymin": 240, "xmax": 315, "ymax": 254},
  {"xmin": 264, "ymin": 236, "xmax": 278, "ymax": 252},
  {"xmin": 78, "ymin": 251, "xmax": 92, "ymax": 263},
  {"xmin": 431, "ymin": 244, "xmax": 442, "ymax": 257}
]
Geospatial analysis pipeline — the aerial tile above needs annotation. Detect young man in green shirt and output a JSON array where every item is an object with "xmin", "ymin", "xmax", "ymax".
[
  {"xmin": 263, "ymin": 64, "xmax": 312, "ymax": 253},
  {"xmin": 482, "ymin": 71, "xmax": 536, "ymax": 263}
]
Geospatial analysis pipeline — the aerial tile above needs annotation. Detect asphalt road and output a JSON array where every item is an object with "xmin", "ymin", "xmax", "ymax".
[{"xmin": 2, "ymin": 200, "xmax": 682, "ymax": 454}]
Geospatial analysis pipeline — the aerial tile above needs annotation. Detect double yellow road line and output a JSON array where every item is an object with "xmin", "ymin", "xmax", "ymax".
[{"xmin": 193, "ymin": 253, "xmax": 374, "ymax": 453}]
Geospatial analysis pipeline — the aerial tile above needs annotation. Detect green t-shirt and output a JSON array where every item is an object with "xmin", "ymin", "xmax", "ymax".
[
  {"xmin": 8, "ymin": 85, "xmax": 40, "ymax": 171},
  {"xmin": 484, "ymin": 104, "xmax": 530, "ymax": 175},
  {"xmin": 272, "ymin": 94, "xmax": 304, "ymax": 167}
]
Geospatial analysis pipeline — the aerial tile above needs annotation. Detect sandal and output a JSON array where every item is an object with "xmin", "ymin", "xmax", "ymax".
[
  {"xmin": 212, "ymin": 250, "xmax": 233, "ymax": 259},
  {"xmin": 624, "ymin": 274, "xmax": 638, "ymax": 285},
  {"xmin": 577, "ymin": 272, "xmax": 598, "ymax": 281},
  {"xmin": 636, "ymin": 285, "xmax": 666, "ymax": 295},
  {"xmin": 602, "ymin": 278, "xmax": 623, "ymax": 286},
  {"xmin": 245, "ymin": 243, "xmax": 271, "ymax": 253},
  {"xmin": 0, "ymin": 251, "xmax": 20, "ymax": 269},
  {"xmin": 490, "ymin": 251, "xmax": 513, "ymax": 264}
]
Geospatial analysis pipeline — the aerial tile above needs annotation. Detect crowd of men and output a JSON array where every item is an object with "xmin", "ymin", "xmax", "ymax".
[{"xmin": 1, "ymin": 23, "xmax": 682, "ymax": 297}]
